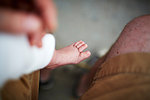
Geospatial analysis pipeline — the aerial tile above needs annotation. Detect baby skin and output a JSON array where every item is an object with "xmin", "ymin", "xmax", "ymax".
[
  {"xmin": 48, "ymin": 40, "xmax": 91, "ymax": 69},
  {"xmin": 40, "ymin": 40, "xmax": 91, "ymax": 82}
]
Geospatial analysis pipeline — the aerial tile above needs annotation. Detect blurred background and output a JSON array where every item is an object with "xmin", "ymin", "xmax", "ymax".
[{"xmin": 39, "ymin": 0, "xmax": 150, "ymax": 100}]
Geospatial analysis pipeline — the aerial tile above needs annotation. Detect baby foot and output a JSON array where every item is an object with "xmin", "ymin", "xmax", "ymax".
[{"xmin": 48, "ymin": 40, "xmax": 91, "ymax": 69}]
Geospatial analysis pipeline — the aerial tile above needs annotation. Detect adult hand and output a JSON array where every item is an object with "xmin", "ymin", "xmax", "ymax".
[{"xmin": 0, "ymin": 0, "xmax": 57, "ymax": 47}]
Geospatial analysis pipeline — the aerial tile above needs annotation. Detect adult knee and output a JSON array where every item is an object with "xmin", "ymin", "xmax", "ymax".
[{"xmin": 106, "ymin": 15, "xmax": 150, "ymax": 59}]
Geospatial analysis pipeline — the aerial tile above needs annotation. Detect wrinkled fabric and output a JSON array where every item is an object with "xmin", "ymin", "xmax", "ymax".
[
  {"xmin": 1, "ymin": 53, "xmax": 150, "ymax": 100},
  {"xmin": 0, "ymin": 71, "xmax": 39, "ymax": 100},
  {"xmin": 81, "ymin": 53, "xmax": 150, "ymax": 100}
]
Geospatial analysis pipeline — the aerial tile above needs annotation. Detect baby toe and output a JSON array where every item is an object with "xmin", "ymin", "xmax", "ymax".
[
  {"xmin": 79, "ymin": 44, "xmax": 88, "ymax": 52},
  {"xmin": 78, "ymin": 51, "xmax": 91, "ymax": 63},
  {"xmin": 74, "ymin": 40, "xmax": 83, "ymax": 47},
  {"xmin": 77, "ymin": 41, "xmax": 85, "ymax": 48},
  {"xmin": 83, "ymin": 51, "xmax": 91, "ymax": 58}
]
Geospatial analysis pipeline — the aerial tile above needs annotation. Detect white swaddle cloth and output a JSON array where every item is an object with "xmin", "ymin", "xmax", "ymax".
[{"xmin": 0, "ymin": 32, "xmax": 55, "ymax": 87}]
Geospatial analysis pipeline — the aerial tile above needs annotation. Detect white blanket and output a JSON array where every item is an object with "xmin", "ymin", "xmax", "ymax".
[{"xmin": 0, "ymin": 33, "xmax": 55, "ymax": 86}]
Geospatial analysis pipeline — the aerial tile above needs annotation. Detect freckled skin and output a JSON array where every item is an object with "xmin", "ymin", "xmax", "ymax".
[{"xmin": 106, "ymin": 15, "xmax": 150, "ymax": 60}]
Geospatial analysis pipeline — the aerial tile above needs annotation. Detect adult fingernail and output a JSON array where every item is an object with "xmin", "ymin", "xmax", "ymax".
[{"xmin": 23, "ymin": 15, "xmax": 41, "ymax": 32}]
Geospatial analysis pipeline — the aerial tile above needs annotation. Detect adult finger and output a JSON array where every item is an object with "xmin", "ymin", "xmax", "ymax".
[
  {"xmin": 35, "ymin": 0, "xmax": 57, "ymax": 32},
  {"xmin": 28, "ymin": 31, "xmax": 45, "ymax": 47},
  {"xmin": 0, "ymin": 9, "xmax": 43, "ymax": 35}
]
